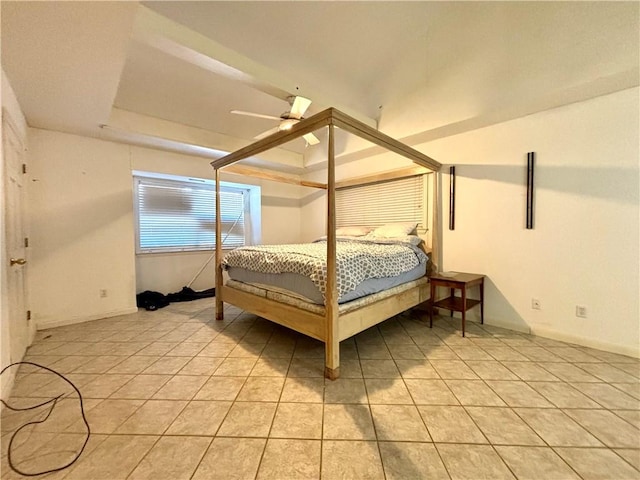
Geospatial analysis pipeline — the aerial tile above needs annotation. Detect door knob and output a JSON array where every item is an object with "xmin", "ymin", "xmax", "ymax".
[{"xmin": 10, "ymin": 258, "xmax": 26, "ymax": 266}]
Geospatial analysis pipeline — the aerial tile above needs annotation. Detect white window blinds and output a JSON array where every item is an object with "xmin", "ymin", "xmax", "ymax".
[
  {"xmin": 135, "ymin": 176, "xmax": 247, "ymax": 253},
  {"xmin": 335, "ymin": 175, "xmax": 426, "ymax": 230}
]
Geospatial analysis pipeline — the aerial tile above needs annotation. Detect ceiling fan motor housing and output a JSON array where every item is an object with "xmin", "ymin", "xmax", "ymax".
[{"xmin": 278, "ymin": 117, "xmax": 299, "ymax": 130}]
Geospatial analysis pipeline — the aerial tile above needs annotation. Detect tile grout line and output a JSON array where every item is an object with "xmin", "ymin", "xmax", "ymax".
[{"xmin": 8, "ymin": 302, "xmax": 639, "ymax": 480}]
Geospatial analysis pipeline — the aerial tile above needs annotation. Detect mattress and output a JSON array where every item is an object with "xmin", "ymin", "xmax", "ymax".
[
  {"xmin": 226, "ymin": 276, "xmax": 430, "ymax": 315},
  {"xmin": 223, "ymin": 235, "xmax": 428, "ymax": 305},
  {"xmin": 227, "ymin": 261, "xmax": 427, "ymax": 304}
]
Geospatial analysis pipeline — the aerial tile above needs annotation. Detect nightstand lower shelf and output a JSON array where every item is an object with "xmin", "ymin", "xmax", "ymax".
[
  {"xmin": 429, "ymin": 272, "xmax": 485, "ymax": 337},
  {"xmin": 433, "ymin": 296, "xmax": 481, "ymax": 312}
]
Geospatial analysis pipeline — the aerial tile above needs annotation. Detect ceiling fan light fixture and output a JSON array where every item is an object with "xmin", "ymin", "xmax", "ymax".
[{"xmin": 278, "ymin": 118, "xmax": 298, "ymax": 131}]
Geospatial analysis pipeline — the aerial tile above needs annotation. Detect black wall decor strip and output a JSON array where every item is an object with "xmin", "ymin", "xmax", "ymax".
[
  {"xmin": 449, "ymin": 166, "xmax": 456, "ymax": 230},
  {"xmin": 526, "ymin": 152, "xmax": 535, "ymax": 229}
]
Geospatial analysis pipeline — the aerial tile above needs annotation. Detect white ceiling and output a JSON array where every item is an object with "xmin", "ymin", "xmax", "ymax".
[{"xmin": 2, "ymin": 1, "xmax": 638, "ymax": 168}]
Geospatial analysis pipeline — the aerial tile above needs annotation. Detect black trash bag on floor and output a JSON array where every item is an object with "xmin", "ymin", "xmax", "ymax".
[
  {"xmin": 166, "ymin": 286, "xmax": 215, "ymax": 303},
  {"xmin": 136, "ymin": 290, "xmax": 170, "ymax": 311}
]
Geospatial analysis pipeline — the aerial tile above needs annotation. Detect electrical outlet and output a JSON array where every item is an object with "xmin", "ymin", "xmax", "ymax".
[
  {"xmin": 576, "ymin": 305, "xmax": 587, "ymax": 318},
  {"xmin": 531, "ymin": 298, "xmax": 541, "ymax": 310},
  {"xmin": 100, "ymin": 289, "xmax": 108, "ymax": 298}
]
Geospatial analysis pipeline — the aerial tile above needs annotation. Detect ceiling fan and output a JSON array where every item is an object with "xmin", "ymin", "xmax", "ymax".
[{"xmin": 231, "ymin": 95, "xmax": 320, "ymax": 145}]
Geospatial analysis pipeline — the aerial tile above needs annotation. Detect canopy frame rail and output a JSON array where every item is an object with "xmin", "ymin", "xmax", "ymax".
[{"xmin": 211, "ymin": 108, "xmax": 441, "ymax": 171}]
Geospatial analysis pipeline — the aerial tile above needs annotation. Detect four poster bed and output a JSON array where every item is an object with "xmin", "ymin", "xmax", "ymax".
[{"xmin": 212, "ymin": 108, "xmax": 442, "ymax": 379}]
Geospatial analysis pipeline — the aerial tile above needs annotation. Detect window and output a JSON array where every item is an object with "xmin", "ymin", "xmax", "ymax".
[
  {"xmin": 335, "ymin": 174, "xmax": 428, "ymax": 231},
  {"xmin": 133, "ymin": 172, "xmax": 260, "ymax": 253}
]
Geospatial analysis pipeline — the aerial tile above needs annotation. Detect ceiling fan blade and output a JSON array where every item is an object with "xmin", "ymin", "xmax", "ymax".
[
  {"xmin": 289, "ymin": 96, "xmax": 312, "ymax": 119},
  {"xmin": 231, "ymin": 110, "xmax": 281, "ymax": 121},
  {"xmin": 303, "ymin": 132, "xmax": 320, "ymax": 146},
  {"xmin": 254, "ymin": 126, "xmax": 281, "ymax": 140}
]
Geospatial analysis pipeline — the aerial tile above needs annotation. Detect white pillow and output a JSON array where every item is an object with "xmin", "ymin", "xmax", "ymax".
[
  {"xmin": 335, "ymin": 226, "xmax": 373, "ymax": 237},
  {"xmin": 369, "ymin": 222, "xmax": 418, "ymax": 238},
  {"xmin": 365, "ymin": 234, "xmax": 423, "ymax": 246}
]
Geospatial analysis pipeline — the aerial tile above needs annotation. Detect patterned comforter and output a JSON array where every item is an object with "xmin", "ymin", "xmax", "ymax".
[{"xmin": 222, "ymin": 236, "xmax": 428, "ymax": 299}]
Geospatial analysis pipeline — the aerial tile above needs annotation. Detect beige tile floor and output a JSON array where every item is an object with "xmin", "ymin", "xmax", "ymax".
[{"xmin": 1, "ymin": 299, "xmax": 639, "ymax": 479}]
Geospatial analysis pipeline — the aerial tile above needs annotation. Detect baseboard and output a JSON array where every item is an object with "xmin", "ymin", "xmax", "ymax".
[
  {"xmin": 1, "ymin": 366, "xmax": 18, "ymax": 401},
  {"xmin": 36, "ymin": 307, "xmax": 139, "ymax": 331},
  {"xmin": 456, "ymin": 315, "xmax": 636, "ymax": 359},
  {"xmin": 481, "ymin": 317, "xmax": 531, "ymax": 335},
  {"xmin": 1, "ymin": 324, "xmax": 38, "ymax": 400},
  {"xmin": 439, "ymin": 310, "xmax": 532, "ymax": 335},
  {"xmin": 530, "ymin": 325, "xmax": 640, "ymax": 359}
]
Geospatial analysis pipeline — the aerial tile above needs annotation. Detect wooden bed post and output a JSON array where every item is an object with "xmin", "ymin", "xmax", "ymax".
[
  {"xmin": 215, "ymin": 168, "xmax": 224, "ymax": 320},
  {"xmin": 431, "ymin": 170, "xmax": 441, "ymax": 275},
  {"xmin": 325, "ymin": 123, "xmax": 340, "ymax": 380}
]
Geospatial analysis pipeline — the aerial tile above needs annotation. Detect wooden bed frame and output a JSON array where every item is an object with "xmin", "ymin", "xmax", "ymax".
[{"xmin": 211, "ymin": 108, "xmax": 441, "ymax": 379}]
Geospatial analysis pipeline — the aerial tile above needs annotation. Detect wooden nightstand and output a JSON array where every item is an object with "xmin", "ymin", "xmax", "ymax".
[{"xmin": 429, "ymin": 272, "xmax": 485, "ymax": 337}]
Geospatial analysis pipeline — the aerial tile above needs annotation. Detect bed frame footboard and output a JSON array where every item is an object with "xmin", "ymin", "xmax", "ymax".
[{"xmin": 216, "ymin": 280, "xmax": 430, "ymax": 380}]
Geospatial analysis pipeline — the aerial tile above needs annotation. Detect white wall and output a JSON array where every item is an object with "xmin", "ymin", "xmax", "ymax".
[
  {"xmin": 423, "ymin": 88, "xmax": 639, "ymax": 357},
  {"xmin": 300, "ymin": 88, "xmax": 639, "ymax": 357},
  {"xmin": 26, "ymin": 131, "xmax": 305, "ymax": 325},
  {"xmin": 28, "ymin": 129, "xmax": 138, "ymax": 329}
]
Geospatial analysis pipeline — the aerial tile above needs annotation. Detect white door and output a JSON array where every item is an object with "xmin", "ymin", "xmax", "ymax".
[{"xmin": 3, "ymin": 114, "xmax": 29, "ymax": 364}]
